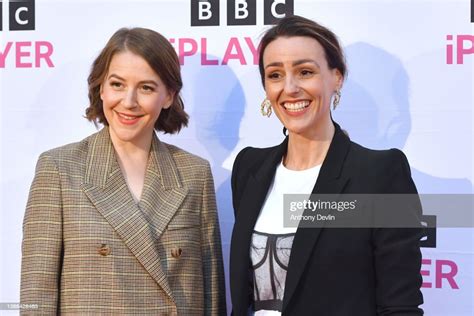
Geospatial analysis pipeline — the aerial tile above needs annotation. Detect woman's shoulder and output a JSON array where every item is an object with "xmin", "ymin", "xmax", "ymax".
[
  {"xmin": 38, "ymin": 132, "xmax": 98, "ymax": 163},
  {"xmin": 348, "ymin": 140, "xmax": 410, "ymax": 168},
  {"xmin": 233, "ymin": 144, "xmax": 281, "ymax": 168},
  {"xmin": 162, "ymin": 142, "xmax": 210, "ymax": 169},
  {"xmin": 32, "ymin": 132, "xmax": 101, "ymax": 177},
  {"xmin": 344, "ymin": 140, "xmax": 416, "ymax": 193}
]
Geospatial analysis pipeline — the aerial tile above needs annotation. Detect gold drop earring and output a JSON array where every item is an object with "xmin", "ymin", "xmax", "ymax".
[
  {"xmin": 333, "ymin": 90, "xmax": 341, "ymax": 110},
  {"xmin": 261, "ymin": 98, "xmax": 272, "ymax": 117}
]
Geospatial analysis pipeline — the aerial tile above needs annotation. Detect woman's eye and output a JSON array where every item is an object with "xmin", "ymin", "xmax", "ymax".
[
  {"xmin": 141, "ymin": 85, "xmax": 155, "ymax": 92},
  {"xmin": 110, "ymin": 81, "xmax": 123, "ymax": 89},
  {"xmin": 267, "ymin": 72, "xmax": 281, "ymax": 80},
  {"xmin": 300, "ymin": 69, "xmax": 314, "ymax": 77}
]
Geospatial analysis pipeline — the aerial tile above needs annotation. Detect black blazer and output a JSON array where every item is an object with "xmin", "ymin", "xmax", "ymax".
[{"xmin": 230, "ymin": 122, "xmax": 423, "ymax": 316}]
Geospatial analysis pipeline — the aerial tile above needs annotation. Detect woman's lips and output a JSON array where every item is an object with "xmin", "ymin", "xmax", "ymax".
[{"xmin": 116, "ymin": 111, "xmax": 143, "ymax": 125}]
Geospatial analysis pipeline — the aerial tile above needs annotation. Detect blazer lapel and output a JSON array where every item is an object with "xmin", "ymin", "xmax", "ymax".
[
  {"xmin": 139, "ymin": 134, "xmax": 188, "ymax": 243},
  {"xmin": 232, "ymin": 139, "xmax": 287, "ymax": 311},
  {"xmin": 282, "ymin": 123, "xmax": 351, "ymax": 312},
  {"xmin": 237, "ymin": 139, "xmax": 288, "ymax": 231},
  {"xmin": 81, "ymin": 128, "xmax": 181, "ymax": 303}
]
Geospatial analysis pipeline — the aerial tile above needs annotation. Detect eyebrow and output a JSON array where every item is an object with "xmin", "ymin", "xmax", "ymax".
[
  {"xmin": 265, "ymin": 59, "xmax": 320, "ymax": 69},
  {"xmin": 107, "ymin": 74, "xmax": 158, "ymax": 86}
]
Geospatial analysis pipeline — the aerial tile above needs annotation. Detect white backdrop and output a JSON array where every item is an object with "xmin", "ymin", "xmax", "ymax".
[{"xmin": 1, "ymin": 0, "xmax": 473, "ymax": 315}]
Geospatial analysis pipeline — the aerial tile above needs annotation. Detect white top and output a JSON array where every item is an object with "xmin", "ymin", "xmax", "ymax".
[
  {"xmin": 252, "ymin": 160, "xmax": 321, "ymax": 316},
  {"xmin": 254, "ymin": 161, "xmax": 322, "ymax": 234}
]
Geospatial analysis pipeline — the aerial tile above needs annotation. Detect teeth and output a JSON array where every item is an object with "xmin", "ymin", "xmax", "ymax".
[{"xmin": 283, "ymin": 101, "xmax": 310, "ymax": 112}]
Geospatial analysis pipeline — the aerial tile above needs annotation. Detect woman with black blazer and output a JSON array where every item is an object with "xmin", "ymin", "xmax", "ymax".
[{"xmin": 230, "ymin": 16, "xmax": 424, "ymax": 315}]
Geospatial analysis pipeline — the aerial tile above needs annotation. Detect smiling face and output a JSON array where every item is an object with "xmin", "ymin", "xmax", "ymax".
[
  {"xmin": 100, "ymin": 50, "xmax": 173, "ymax": 147},
  {"xmin": 263, "ymin": 36, "xmax": 342, "ymax": 138}
]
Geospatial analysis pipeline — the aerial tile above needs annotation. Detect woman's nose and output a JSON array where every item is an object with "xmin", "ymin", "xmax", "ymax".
[
  {"xmin": 122, "ymin": 89, "xmax": 138, "ymax": 108},
  {"xmin": 284, "ymin": 76, "xmax": 300, "ymax": 95}
]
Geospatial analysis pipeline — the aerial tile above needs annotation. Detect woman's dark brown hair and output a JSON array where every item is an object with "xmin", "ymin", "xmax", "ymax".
[
  {"xmin": 85, "ymin": 27, "xmax": 188, "ymax": 134},
  {"xmin": 258, "ymin": 15, "xmax": 347, "ymax": 86}
]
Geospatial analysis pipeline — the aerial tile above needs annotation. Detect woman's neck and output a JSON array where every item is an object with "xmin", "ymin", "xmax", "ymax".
[
  {"xmin": 109, "ymin": 130, "xmax": 153, "ymax": 202},
  {"xmin": 109, "ymin": 130, "xmax": 153, "ymax": 161},
  {"xmin": 284, "ymin": 120, "xmax": 335, "ymax": 171}
]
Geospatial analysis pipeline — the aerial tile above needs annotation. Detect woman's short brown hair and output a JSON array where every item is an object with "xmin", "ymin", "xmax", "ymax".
[
  {"xmin": 258, "ymin": 15, "xmax": 347, "ymax": 86},
  {"xmin": 85, "ymin": 27, "xmax": 188, "ymax": 134}
]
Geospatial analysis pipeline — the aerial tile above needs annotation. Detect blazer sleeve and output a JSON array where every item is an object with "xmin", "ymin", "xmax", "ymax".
[
  {"xmin": 373, "ymin": 149, "xmax": 424, "ymax": 316},
  {"xmin": 20, "ymin": 153, "xmax": 63, "ymax": 315},
  {"xmin": 200, "ymin": 162, "xmax": 227, "ymax": 315}
]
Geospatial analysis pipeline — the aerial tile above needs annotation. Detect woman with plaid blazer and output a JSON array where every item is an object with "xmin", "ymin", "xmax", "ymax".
[{"xmin": 20, "ymin": 28, "xmax": 226, "ymax": 315}]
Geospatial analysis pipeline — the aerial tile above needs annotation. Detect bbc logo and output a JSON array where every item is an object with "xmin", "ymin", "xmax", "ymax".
[
  {"xmin": 191, "ymin": 0, "xmax": 294, "ymax": 26},
  {"xmin": 0, "ymin": 0, "xmax": 35, "ymax": 31}
]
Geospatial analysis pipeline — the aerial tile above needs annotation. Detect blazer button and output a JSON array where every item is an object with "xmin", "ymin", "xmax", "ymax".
[
  {"xmin": 98, "ymin": 244, "xmax": 110, "ymax": 256},
  {"xmin": 171, "ymin": 248, "xmax": 182, "ymax": 258}
]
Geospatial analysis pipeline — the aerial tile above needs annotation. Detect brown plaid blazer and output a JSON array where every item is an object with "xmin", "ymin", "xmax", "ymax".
[{"xmin": 20, "ymin": 127, "xmax": 226, "ymax": 315}]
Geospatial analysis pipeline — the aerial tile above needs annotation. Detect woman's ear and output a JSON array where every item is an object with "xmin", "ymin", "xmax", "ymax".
[
  {"xmin": 99, "ymin": 85, "xmax": 104, "ymax": 101},
  {"xmin": 163, "ymin": 90, "xmax": 175, "ymax": 109},
  {"xmin": 333, "ymin": 68, "xmax": 343, "ymax": 90}
]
